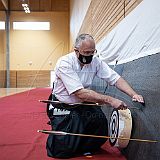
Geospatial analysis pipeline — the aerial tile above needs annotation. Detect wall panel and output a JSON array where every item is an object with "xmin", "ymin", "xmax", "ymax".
[
  {"xmin": 10, "ymin": 11, "xmax": 69, "ymax": 70},
  {"xmin": 10, "ymin": 70, "xmax": 50, "ymax": 88},
  {"xmin": 10, "ymin": 70, "xmax": 16, "ymax": 88},
  {"xmin": 78, "ymin": 0, "xmax": 143, "ymax": 43},
  {"xmin": 0, "ymin": 70, "xmax": 6, "ymax": 87}
]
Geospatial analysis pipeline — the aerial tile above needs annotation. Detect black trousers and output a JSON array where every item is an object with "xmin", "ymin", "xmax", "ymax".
[{"xmin": 46, "ymin": 105, "xmax": 108, "ymax": 158}]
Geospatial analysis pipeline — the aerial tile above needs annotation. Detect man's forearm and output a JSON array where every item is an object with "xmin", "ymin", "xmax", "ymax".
[
  {"xmin": 115, "ymin": 77, "xmax": 137, "ymax": 98},
  {"xmin": 74, "ymin": 87, "xmax": 128, "ymax": 109},
  {"xmin": 74, "ymin": 88, "xmax": 113, "ymax": 105}
]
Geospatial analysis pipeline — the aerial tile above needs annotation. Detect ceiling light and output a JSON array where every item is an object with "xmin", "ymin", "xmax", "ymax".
[
  {"xmin": 22, "ymin": 4, "xmax": 28, "ymax": 7},
  {"xmin": 22, "ymin": 3, "xmax": 30, "ymax": 14},
  {"xmin": 0, "ymin": 21, "xmax": 5, "ymax": 30},
  {"xmin": 13, "ymin": 22, "xmax": 50, "ymax": 30}
]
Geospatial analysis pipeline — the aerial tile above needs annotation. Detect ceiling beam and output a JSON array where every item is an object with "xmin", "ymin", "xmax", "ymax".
[{"xmin": 1, "ymin": 0, "xmax": 8, "ymax": 10}]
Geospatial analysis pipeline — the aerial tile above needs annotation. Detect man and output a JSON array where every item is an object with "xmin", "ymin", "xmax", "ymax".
[{"xmin": 46, "ymin": 34, "xmax": 144, "ymax": 158}]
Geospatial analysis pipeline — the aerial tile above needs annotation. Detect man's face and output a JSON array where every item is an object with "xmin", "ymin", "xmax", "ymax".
[{"xmin": 74, "ymin": 39, "xmax": 97, "ymax": 64}]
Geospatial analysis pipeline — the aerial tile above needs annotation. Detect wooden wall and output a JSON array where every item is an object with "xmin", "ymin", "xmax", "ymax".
[
  {"xmin": 10, "ymin": 70, "xmax": 50, "ymax": 88},
  {"xmin": 0, "ymin": 70, "xmax": 50, "ymax": 88},
  {"xmin": 78, "ymin": 0, "xmax": 143, "ymax": 43},
  {"xmin": 9, "ymin": 11, "xmax": 69, "ymax": 70},
  {"xmin": 1, "ymin": 11, "xmax": 69, "ymax": 88},
  {"xmin": 0, "ymin": 70, "xmax": 6, "ymax": 88}
]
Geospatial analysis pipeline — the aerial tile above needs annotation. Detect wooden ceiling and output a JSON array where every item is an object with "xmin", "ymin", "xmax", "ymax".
[{"xmin": 0, "ymin": 0, "xmax": 69, "ymax": 12}]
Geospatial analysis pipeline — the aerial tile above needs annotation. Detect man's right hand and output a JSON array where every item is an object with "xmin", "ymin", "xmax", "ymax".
[{"xmin": 110, "ymin": 97, "xmax": 128, "ymax": 110}]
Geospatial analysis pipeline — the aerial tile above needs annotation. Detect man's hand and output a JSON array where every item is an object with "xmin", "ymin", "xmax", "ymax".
[
  {"xmin": 132, "ymin": 94, "xmax": 144, "ymax": 103},
  {"xmin": 110, "ymin": 97, "xmax": 128, "ymax": 110}
]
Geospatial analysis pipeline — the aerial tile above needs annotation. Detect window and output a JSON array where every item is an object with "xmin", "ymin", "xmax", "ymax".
[
  {"xmin": 13, "ymin": 22, "xmax": 50, "ymax": 30},
  {"xmin": 0, "ymin": 21, "xmax": 5, "ymax": 30}
]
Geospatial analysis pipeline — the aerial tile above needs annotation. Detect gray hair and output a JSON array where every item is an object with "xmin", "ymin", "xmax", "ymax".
[{"xmin": 74, "ymin": 34, "xmax": 94, "ymax": 49}]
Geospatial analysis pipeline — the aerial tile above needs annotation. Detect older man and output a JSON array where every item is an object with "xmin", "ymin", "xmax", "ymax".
[{"xmin": 46, "ymin": 34, "xmax": 144, "ymax": 158}]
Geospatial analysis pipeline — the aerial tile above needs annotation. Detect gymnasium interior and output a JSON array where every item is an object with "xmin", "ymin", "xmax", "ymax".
[{"xmin": 0, "ymin": 0, "xmax": 160, "ymax": 159}]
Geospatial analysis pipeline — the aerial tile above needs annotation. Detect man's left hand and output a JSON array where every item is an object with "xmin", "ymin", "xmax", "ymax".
[{"xmin": 132, "ymin": 94, "xmax": 144, "ymax": 103}]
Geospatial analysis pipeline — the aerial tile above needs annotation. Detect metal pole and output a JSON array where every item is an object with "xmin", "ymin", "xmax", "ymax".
[{"xmin": 6, "ymin": 9, "xmax": 10, "ymax": 88}]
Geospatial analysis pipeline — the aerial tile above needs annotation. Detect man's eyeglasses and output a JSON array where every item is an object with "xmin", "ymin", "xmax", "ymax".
[{"xmin": 75, "ymin": 49, "xmax": 97, "ymax": 55}]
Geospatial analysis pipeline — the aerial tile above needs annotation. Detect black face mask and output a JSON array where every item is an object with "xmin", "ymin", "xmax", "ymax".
[{"xmin": 78, "ymin": 53, "xmax": 93, "ymax": 64}]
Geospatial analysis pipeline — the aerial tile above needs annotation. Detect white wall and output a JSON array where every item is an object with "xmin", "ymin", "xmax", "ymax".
[{"xmin": 69, "ymin": 0, "xmax": 91, "ymax": 50}]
